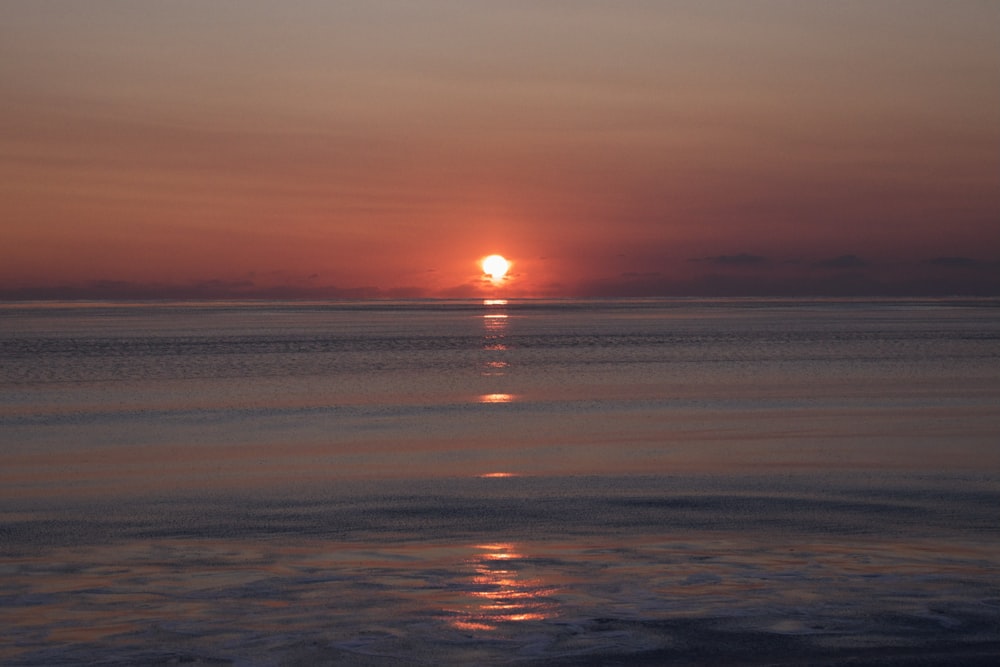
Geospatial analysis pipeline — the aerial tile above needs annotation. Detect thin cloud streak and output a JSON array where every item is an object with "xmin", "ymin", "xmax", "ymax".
[{"xmin": 6, "ymin": 251, "xmax": 997, "ymax": 300}]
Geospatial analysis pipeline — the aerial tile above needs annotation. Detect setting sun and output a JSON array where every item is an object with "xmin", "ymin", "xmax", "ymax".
[{"xmin": 482, "ymin": 255, "xmax": 511, "ymax": 282}]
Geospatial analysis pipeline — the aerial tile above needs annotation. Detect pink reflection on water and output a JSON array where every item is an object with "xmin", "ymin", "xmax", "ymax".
[
  {"xmin": 478, "ymin": 393, "xmax": 515, "ymax": 404},
  {"xmin": 445, "ymin": 543, "xmax": 559, "ymax": 632},
  {"xmin": 479, "ymin": 299, "xmax": 513, "ymax": 398},
  {"xmin": 481, "ymin": 306, "xmax": 510, "ymax": 376}
]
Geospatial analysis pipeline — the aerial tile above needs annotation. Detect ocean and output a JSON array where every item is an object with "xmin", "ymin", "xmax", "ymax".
[{"xmin": 2, "ymin": 298, "xmax": 999, "ymax": 665}]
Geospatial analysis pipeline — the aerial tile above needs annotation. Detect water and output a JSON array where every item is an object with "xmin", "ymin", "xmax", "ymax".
[{"xmin": 2, "ymin": 298, "xmax": 999, "ymax": 665}]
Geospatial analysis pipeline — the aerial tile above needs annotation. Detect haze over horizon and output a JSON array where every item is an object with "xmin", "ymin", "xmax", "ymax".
[{"xmin": 2, "ymin": 1, "xmax": 998, "ymax": 299}]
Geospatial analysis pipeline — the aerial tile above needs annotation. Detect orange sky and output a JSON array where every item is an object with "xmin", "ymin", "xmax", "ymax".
[{"xmin": 2, "ymin": 1, "xmax": 998, "ymax": 298}]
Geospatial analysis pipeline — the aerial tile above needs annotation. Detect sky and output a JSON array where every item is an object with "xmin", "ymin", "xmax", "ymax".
[{"xmin": 2, "ymin": 0, "xmax": 998, "ymax": 299}]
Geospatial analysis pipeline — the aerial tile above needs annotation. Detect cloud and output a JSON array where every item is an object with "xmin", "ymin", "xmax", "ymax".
[
  {"xmin": 922, "ymin": 256, "xmax": 981, "ymax": 268},
  {"xmin": 5, "ymin": 251, "xmax": 1000, "ymax": 301},
  {"xmin": 575, "ymin": 271, "xmax": 891, "ymax": 298},
  {"xmin": 814, "ymin": 254, "xmax": 868, "ymax": 269},
  {"xmin": 574, "ymin": 251, "xmax": 1000, "ymax": 297},
  {"xmin": 0, "ymin": 279, "xmax": 401, "ymax": 301}
]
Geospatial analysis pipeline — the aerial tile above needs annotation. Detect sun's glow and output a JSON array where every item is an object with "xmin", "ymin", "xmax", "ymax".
[{"xmin": 482, "ymin": 255, "xmax": 510, "ymax": 282}]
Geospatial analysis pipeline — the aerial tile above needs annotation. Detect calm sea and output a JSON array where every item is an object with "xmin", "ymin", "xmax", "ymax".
[{"xmin": 2, "ymin": 298, "xmax": 999, "ymax": 665}]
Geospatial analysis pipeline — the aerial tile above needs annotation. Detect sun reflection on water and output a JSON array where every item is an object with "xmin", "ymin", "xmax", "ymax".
[
  {"xmin": 445, "ymin": 543, "xmax": 559, "ymax": 632},
  {"xmin": 482, "ymin": 314, "xmax": 508, "ymax": 350},
  {"xmin": 479, "ymin": 300, "xmax": 513, "ymax": 399},
  {"xmin": 478, "ymin": 393, "xmax": 514, "ymax": 403}
]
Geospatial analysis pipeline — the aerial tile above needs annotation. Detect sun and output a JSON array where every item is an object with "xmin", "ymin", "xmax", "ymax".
[{"xmin": 482, "ymin": 255, "xmax": 510, "ymax": 282}]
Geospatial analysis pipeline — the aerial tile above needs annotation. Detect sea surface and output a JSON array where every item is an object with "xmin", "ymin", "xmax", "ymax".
[{"xmin": 2, "ymin": 297, "xmax": 999, "ymax": 665}]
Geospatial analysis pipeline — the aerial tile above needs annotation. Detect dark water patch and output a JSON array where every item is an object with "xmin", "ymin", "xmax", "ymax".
[
  {"xmin": 527, "ymin": 622, "xmax": 1000, "ymax": 667},
  {"xmin": 4, "ymin": 473, "xmax": 997, "ymax": 553}
]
